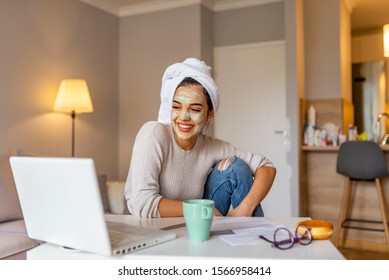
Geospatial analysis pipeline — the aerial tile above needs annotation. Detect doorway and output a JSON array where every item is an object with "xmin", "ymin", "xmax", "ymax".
[
  {"xmin": 213, "ymin": 41, "xmax": 292, "ymax": 216},
  {"xmin": 352, "ymin": 61, "xmax": 386, "ymax": 141}
]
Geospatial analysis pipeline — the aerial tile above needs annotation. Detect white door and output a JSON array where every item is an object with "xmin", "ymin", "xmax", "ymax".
[{"xmin": 214, "ymin": 41, "xmax": 292, "ymax": 216}]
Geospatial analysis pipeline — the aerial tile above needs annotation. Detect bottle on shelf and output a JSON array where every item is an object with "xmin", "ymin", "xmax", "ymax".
[
  {"xmin": 307, "ymin": 125, "xmax": 316, "ymax": 146},
  {"xmin": 320, "ymin": 128, "xmax": 327, "ymax": 146},
  {"xmin": 307, "ymin": 105, "xmax": 316, "ymax": 127},
  {"xmin": 348, "ymin": 125, "xmax": 358, "ymax": 141},
  {"xmin": 314, "ymin": 128, "xmax": 321, "ymax": 146}
]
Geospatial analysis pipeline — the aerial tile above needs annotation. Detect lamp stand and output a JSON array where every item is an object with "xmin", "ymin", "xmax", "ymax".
[{"xmin": 71, "ymin": 111, "xmax": 76, "ymax": 157}]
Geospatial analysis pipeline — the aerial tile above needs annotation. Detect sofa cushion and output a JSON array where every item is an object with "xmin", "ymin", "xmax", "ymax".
[
  {"xmin": 0, "ymin": 219, "xmax": 40, "ymax": 259},
  {"xmin": 16, "ymin": 148, "xmax": 42, "ymax": 157},
  {"xmin": 98, "ymin": 174, "xmax": 110, "ymax": 213},
  {"xmin": 106, "ymin": 181, "xmax": 126, "ymax": 214},
  {"xmin": 0, "ymin": 151, "xmax": 23, "ymax": 222}
]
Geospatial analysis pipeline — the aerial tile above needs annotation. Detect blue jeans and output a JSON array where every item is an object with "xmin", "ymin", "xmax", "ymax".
[{"xmin": 203, "ymin": 157, "xmax": 264, "ymax": 217}]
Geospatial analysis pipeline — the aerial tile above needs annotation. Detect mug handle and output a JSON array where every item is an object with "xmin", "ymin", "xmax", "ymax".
[{"xmin": 202, "ymin": 206, "xmax": 213, "ymax": 220}]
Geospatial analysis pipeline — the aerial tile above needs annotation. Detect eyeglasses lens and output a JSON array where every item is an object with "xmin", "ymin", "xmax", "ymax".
[
  {"xmin": 296, "ymin": 225, "xmax": 312, "ymax": 245},
  {"xmin": 274, "ymin": 227, "xmax": 294, "ymax": 249}
]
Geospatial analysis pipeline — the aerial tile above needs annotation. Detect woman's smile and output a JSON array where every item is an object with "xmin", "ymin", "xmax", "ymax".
[
  {"xmin": 171, "ymin": 85, "xmax": 211, "ymax": 150},
  {"xmin": 177, "ymin": 123, "xmax": 194, "ymax": 131}
]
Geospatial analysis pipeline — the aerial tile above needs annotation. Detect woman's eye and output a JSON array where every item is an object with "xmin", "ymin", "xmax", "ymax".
[
  {"xmin": 172, "ymin": 105, "xmax": 181, "ymax": 110},
  {"xmin": 191, "ymin": 108, "xmax": 202, "ymax": 113}
]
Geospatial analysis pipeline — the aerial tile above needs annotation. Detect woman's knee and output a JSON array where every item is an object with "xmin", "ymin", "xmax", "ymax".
[
  {"xmin": 217, "ymin": 156, "xmax": 236, "ymax": 171},
  {"xmin": 217, "ymin": 157, "xmax": 251, "ymax": 176}
]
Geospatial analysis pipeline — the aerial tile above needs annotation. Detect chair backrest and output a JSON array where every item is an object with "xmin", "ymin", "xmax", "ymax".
[{"xmin": 336, "ymin": 141, "xmax": 388, "ymax": 180}]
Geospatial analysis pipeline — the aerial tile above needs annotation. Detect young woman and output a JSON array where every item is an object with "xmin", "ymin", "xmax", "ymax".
[{"xmin": 124, "ymin": 58, "xmax": 276, "ymax": 218}]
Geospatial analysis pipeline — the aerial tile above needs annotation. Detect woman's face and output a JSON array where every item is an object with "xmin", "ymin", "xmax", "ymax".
[{"xmin": 171, "ymin": 84, "xmax": 213, "ymax": 150}]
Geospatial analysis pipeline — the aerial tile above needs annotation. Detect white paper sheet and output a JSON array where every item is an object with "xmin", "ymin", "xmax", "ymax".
[{"xmin": 211, "ymin": 217, "xmax": 285, "ymax": 246}]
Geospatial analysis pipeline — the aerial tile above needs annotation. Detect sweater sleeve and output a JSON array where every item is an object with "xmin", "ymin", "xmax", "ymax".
[
  {"xmin": 234, "ymin": 146, "xmax": 275, "ymax": 173},
  {"xmin": 124, "ymin": 122, "xmax": 167, "ymax": 218},
  {"xmin": 207, "ymin": 137, "xmax": 275, "ymax": 174}
]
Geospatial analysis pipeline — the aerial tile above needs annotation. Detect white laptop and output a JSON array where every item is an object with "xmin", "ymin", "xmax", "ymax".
[{"xmin": 9, "ymin": 156, "xmax": 176, "ymax": 256}]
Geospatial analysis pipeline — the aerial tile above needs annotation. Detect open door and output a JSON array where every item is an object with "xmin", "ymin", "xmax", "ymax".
[{"xmin": 214, "ymin": 41, "xmax": 292, "ymax": 216}]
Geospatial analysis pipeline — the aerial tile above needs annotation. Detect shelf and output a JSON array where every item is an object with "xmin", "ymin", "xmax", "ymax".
[
  {"xmin": 301, "ymin": 146, "xmax": 339, "ymax": 152},
  {"xmin": 302, "ymin": 144, "xmax": 389, "ymax": 152}
]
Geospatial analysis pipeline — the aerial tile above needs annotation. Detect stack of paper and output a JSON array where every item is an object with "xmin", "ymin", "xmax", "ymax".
[{"xmin": 211, "ymin": 217, "xmax": 284, "ymax": 246}]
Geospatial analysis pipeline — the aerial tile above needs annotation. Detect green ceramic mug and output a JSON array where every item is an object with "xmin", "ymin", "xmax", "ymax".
[{"xmin": 183, "ymin": 199, "xmax": 214, "ymax": 242}]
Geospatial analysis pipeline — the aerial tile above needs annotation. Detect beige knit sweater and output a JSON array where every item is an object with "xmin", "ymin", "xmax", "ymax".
[{"xmin": 124, "ymin": 121, "xmax": 274, "ymax": 218}]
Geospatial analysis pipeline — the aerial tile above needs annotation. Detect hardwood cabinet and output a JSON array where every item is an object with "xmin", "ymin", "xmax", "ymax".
[
  {"xmin": 301, "ymin": 146, "xmax": 389, "ymax": 252},
  {"xmin": 300, "ymin": 98, "xmax": 389, "ymax": 252},
  {"xmin": 352, "ymin": 33, "xmax": 384, "ymax": 63}
]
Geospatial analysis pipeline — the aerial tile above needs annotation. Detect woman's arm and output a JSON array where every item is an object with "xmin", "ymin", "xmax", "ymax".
[
  {"xmin": 158, "ymin": 197, "xmax": 184, "ymax": 217},
  {"xmin": 227, "ymin": 166, "xmax": 276, "ymax": 217},
  {"xmin": 158, "ymin": 198, "xmax": 223, "ymax": 217},
  {"xmin": 125, "ymin": 122, "xmax": 169, "ymax": 218}
]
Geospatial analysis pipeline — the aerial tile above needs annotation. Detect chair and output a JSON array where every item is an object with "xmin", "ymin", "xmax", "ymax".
[{"xmin": 335, "ymin": 141, "xmax": 389, "ymax": 253}]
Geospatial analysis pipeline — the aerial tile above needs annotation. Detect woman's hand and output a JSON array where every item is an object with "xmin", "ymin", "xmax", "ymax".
[
  {"xmin": 227, "ymin": 203, "xmax": 253, "ymax": 217},
  {"xmin": 227, "ymin": 166, "xmax": 276, "ymax": 217},
  {"xmin": 214, "ymin": 208, "xmax": 222, "ymax": 216}
]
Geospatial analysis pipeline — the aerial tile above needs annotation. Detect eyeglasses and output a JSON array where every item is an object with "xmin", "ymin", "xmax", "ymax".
[{"xmin": 259, "ymin": 224, "xmax": 312, "ymax": 250}]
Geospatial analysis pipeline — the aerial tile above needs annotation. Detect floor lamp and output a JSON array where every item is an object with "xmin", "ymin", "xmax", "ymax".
[{"xmin": 53, "ymin": 79, "xmax": 94, "ymax": 157}]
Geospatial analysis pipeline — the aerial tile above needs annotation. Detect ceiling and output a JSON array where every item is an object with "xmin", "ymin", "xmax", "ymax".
[
  {"xmin": 351, "ymin": 0, "xmax": 389, "ymax": 33},
  {"xmin": 80, "ymin": 0, "xmax": 389, "ymax": 32},
  {"xmin": 79, "ymin": 0, "xmax": 228, "ymax": 16}
]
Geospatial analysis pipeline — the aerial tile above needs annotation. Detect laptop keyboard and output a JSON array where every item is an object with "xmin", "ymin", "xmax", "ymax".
[{"xmin": 109, "ymin": 230, "xmax": 139, "ymax": 247}]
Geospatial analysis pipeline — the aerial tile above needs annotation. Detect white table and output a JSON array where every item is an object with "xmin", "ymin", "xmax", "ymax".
[{"xmin": 27, "ymin": 215, "xmax": 345, "ymax": 260}]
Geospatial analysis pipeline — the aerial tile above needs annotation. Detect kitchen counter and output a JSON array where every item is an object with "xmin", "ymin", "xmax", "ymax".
[
  {"xmin": 301, "ymin": 146, "xmax": 339, "ymax": 151},
  {"xmin": 301, "ymin": 143, "xmax": 389, "ymax": 252},
  {"xmin": 302, "ymin": 144, "xmax": 389, "ymax": 152}
]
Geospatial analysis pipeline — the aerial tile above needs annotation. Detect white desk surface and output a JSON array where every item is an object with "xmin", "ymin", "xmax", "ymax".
[{"xmin": 27, "ymin": 215, "xmax": 345, "ymax": 260}]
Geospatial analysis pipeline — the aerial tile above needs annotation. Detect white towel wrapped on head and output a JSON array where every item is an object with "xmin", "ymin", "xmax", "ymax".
[{"xmin": 157, "ymin": 58, "xmax": 219, "ymax": 134}]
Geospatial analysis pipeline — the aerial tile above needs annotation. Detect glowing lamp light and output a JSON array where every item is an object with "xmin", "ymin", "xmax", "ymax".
[{"xmin": 53, "ymin": 79, "xmax": 93, "ymax": 157}]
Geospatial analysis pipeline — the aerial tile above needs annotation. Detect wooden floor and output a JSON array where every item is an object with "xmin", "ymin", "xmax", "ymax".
[
  {"xmin": 328, "ymin": 235, "xmax": 389, "ymax": 259},
  {"xmin": 338, "ymin": 247, "xmax": 389, "ymax": 260}
]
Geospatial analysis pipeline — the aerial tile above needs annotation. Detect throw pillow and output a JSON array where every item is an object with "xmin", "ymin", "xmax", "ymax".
[
  {"xmin": 15, "ymin": 148, "xmax": 42, "ymax": 157},
  {"xmin": 0, "ymin": 151, "xmax": 24, "ymax": 222},
  {"xmin": 98, "ymin": 174, "xmax": 110, "ymax": 213},
  {"xmin": 106, "ymin": 181, "xmax": 126, "ymax": 214}
]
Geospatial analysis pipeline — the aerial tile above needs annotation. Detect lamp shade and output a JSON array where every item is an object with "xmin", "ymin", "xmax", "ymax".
[
  {"xmin": 54, "ymin": 79, "xmax": 93, "ymax": 113},
  {"xmin": 384, "ymin": 24, "xmax": 389, "ymax": 57}
]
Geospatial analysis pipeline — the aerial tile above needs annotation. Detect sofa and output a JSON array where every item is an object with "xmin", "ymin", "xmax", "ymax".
[{"xmin": 0, "ymin": 150, "xmax": 126, "ymax": 260}]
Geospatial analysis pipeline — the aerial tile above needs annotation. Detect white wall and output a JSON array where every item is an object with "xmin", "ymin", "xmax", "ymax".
[
  {"xmin": 118, "ymin": 5, "xmax": 204, "ymax": 180},
  {"xmin": 118, "ymin": 2, "xmax": 285, "ymax": 180},
  {"xmin": 0, "ymin": 0, "xmax": 119, "ymax": 179},
  {"xmin": 285, "ymin": 0, "xmax": 305, "ymax": 216}
]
